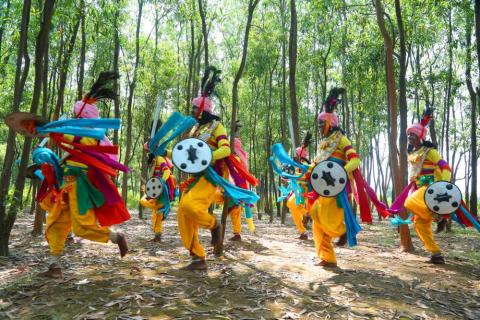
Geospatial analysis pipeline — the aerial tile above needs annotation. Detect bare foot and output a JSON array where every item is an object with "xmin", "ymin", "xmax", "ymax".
[{"xmin": 181, "ymin": 260, "xmax": 207, "ymax": 271}]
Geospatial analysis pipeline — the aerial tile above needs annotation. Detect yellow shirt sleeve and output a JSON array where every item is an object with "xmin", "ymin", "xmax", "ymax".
[
  {"xmin": 155, "ymin": 156, "xmax": 171, "ymax": 181},
  {"xmin": 426, "ymin": 149, "xmax": 451, "ymax": 181},
  {"xmin": 211, "ymin": 123, "xmax": 231, "ymax": 160},
  {"xmin": 338, "ymin": 136, "xmax": 360, "ymax": 173}
]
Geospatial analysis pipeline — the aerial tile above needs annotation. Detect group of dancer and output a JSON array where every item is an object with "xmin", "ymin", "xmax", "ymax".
[{"xmin": 6, "ymin": 66, "xmax": 478, "ymax": 278}]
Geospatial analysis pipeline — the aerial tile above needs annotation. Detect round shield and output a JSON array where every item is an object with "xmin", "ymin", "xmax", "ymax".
[
  {"xmin": 171, "ymin": 138, "xmax": 212, "ymax": 174},
  {"xmin": 145, "ymin": 177, "xmax": 164, "ymax": 199},
  {"xmin": 424, "ymin": 181, "xmax": 462, "ymax": 215},
  {"xmin": 310, "ymin": 160, "xmax": 348, "ymax": 197},
  {"xmin": 4, "ymin": 112, "xmax": 48, "ymax": 137}
]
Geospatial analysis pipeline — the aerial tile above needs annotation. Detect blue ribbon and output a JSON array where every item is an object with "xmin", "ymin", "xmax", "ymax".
[
  {"xmin": 339, "ymin": 189, "xmax": 361, "ymax": 247},
  {"xmin": 389, "ymin": 214, "xmax": 413, "ymax": 227},
  {"xmin": 40, "ymin": 118, "xmax": 121, "ymax": 129},
  {"xmin": 32, "ymin": 147, "xmax": 63, "ymax": 187},
  {"xmin": 149, "ymin": 112, "xmax": 197, "ymax": 156},
  {"xmin": 459, "ymin": 204, "xmax": 480, "ymax": 232},
  {"xmin": 205, "ymin": 166, "xmax": 259, "ymax": 206},
  {"xmin": 244, "ymin": 205, "xmax": 254, "ymax": 219}
]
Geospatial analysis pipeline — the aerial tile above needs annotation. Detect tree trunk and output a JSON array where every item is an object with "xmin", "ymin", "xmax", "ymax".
[
  {"xmin": 471, "ymin": 0, "xmax": 479, "ymax": 216},
  {"xmin": 374, "ymin": 0, "xmax": 413, "ymax": 252},
  {"xmin": 77, "ymin": 0, "xmax": 86, "ymax": 100},
  {"xmin": 1, "ymin": 0, "xmax": 55, "ymax": 256},
  {"xmin": 198, "ymin": 0, "xmax": 208, "ymax": 67},
  {"xmin": 121, "ymin": 0, "xmax": 144, "ymax": 202},
  {"xmin": 394, "ymin": 0, "xmax": 408, "ymax": 187},
  {"xmin": 53, "ymin": 16, "xmax": 81, "ymax": 119},
  {"xmin": 288, "ymin": 0, "xmax": 299, "ymax": 148},
  {"xmin": 113, "ymin": 8, "xmax": 121, "ymax": 146}
]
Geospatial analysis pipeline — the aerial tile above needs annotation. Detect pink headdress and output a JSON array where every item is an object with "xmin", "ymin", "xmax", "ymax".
[
  {"xmin": 406, "ymin": 107, "xmax": 433, "ymax": 141},
  {"xmin": 295, "ymin": 146, "xmax": 309, "ymax": 159},
  {"xmin": 317, "ymin": 87, "xmax": 345, "ymax": 129},
  {"xmin": 234, "ymin": 137, "xmax": 249, "ymax": 168},
  {"xmin": 73, "ymin": 72, "xmax": 119, "ymax": 119},
  {"xmin": 193, "ymin": 66, "xmax": 221, "ymax": 118}
]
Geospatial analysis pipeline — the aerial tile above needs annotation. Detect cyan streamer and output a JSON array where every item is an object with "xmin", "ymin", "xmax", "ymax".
[
  {"xmin": 37, "ymin": 126, "xmax": 106, "ymax": 140},
  {"xmin": 149, "ymin": 112, "xmax": 197, "ymax": 156},
  {"xmin": 389, "ymin": 214, "xmax": 413, "ymax": 227},
  {"xmin": 37, "ymin": 118, "xmax": 121, "ymax": 140},
  {"xmin": 206, "ymin": 166, "xmax": 259, "ymax": 206},
  {"xmin": 339, "ymin": 189, "xmax": 361, "ymax": 247},
  {"xmin": 157, "ymin": 180, "xmax": 171, "ymax": 219},
  {"xmin": 40, "ymin": 118, "xmax": 121, "ymax": 130},
  {"xmin": 459, "ymin": 205, "xmax": 480, "ymax": 232},
  {"xmin": 32, "ymin": 147, "xmax": 63, "ymax": 186}
]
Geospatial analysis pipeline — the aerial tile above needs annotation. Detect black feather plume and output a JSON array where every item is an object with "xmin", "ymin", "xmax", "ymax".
[
  {"xmin": 302, "ymin": 131, "xmax": 313, "ymax": 148},
  {"xmin": 86, "ymin": 71, "xmax": 119, "ymax": 101},
  {"xmin": 324, "ymin": 87, "xmax": 346, "ymax": 113},
  {"xmin": 200, "ymin": 66, "xmax": 222, "ymax": 97}
]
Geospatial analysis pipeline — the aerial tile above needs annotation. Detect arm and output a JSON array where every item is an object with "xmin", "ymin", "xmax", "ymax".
[
  {"xmin": 212, "ymin": 123, "xmax": 231, "ymax": 160},
  {"xmin": 427, "ymin": 149, "xmax": 452, "ymax": 181},
  {"xmin": 339, "ymin": 136, "xmax": 360, "ymax": 173},
  {"xmin": 154, "ymin": 156, "xmax": 171, "ymax": 181}
]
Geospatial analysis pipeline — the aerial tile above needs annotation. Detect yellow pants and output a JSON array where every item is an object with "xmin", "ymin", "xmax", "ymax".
[
  {"xmin": 287, "ymin": 194, "xmax": 307, "ymax": 234},
  {"xmin": 229, "ymin": 206, "xmax": 242, "ymax": 235},
  {"xmin": 310, "ymin": 197, "xmax": 346, "ymax": 263},
  {"xmin": 405, "ymin": 186, "xmax": 441, "ymax": 254},
  {"xmin": 177, "ymin": 176, "xmax": 217, "ymax": 259},
  {"xmin": 42, "ymin": 178, "xmax": 110, "ymax": 256},
  {"xmin": 140, "ymin": 196, "xmax": 164, "ymax": 234}
]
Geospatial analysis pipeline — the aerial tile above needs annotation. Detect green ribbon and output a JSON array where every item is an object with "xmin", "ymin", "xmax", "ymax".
[
  {"xmin": 418, "ymin": 175, "xmax": 434, "ymax": 187},
  {"xmin": 65, "ymin": 166, "xmax": 105, "ymax": 215}
]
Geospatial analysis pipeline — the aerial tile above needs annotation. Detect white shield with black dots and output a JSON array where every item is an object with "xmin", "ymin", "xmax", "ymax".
[
  {"xmin": 424, "ymin": 181, "xmax": 462, "ymax": 215},
  {"xmin": 310, "ymin": 160, "xmax": 348, "ymax": 198},
  {"xmin": 146, "ymin": 177, "xmax": 164, "ymax": 199},
  {"xmin": 172, "ymin": 138, "xmax": 213, "ymax": 174}
]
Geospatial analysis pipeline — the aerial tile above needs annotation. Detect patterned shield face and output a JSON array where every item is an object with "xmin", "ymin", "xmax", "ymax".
[
  {"xmin": 145, "ymin": 177, "xmax": 164, "ymax": 199},
  {"xmin": 424, "ymin": 181, "xmax": 462, "ymax": 215},
  {"xmin": 310, "ymin": 160, "xmax": 348, "ymax": 197},
  {"xmin": 171, "ymin": 138, "xmax": 212, "ymax": 174}
]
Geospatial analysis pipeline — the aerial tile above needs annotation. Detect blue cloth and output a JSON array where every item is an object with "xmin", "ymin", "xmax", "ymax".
[
  {"xmin": 32, "ymin": 147, "xmax": 63, "ymax": 187},
  {"xmin": 389, "ymin": 214, "xmax": 413, "ymax": 227},
  {"xmin": 36, "ymin": 118, "xmax": 121, "ymax": 140},
  {"xmin": 244, "ymin": 205, "xmax": 254, "ymax": 219},
  {"xmin": 149, "ymin": 112, "xmax": 197, "ymax": 156},
  {"xmin": 459, "ymin": 205, "xmax": 480, "ymax": 232},
  {"xmin": 206, "ymin": 166, "xmax": 259, "ymax": 206},
  {"xmin": 157, "ymin": 180, "xmax": 171, "ymax": 219},
  {"xmin": 338, "ymin": 189, "xmax": 361, "ymax": 247}
]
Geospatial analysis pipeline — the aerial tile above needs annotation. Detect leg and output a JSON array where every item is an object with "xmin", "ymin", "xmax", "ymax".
[
  {"xmin": 406, "ymin": 186, "xmax": 444, "ymax": 263},
  {"xmin": 287, "ymin": 194, "xmax": 308, "ymax": 239},
  {"xmin": 229, "ymin": 205, "xmax": 242, "ymax": 241},
  {"xmin": 41, "ymin": 198, "xmax": 72, "ymax": 278}
]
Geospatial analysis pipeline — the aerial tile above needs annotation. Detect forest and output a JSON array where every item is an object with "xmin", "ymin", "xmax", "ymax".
[{"xmin": 0, "ymin": 0, "xmax": 479, "ymax": 319}]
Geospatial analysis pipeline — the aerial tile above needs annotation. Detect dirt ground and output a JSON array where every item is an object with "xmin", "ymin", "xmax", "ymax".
[{"xmin": 1, "ymin": 210, "xmax": 479, "ymax": 320}]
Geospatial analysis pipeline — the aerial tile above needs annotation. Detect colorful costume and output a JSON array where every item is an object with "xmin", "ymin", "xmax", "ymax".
[
  {"xmin": 227, "ymin": 124, "xmax": 258, "ymax": 240},
  {"xmin": 140, "ymin": 150, "xmax": 177, "ymax": 242},
  {"xmin": 302, "ymin": 88, "xmax": 387, "ymax": 266},
  {"xmin": 404, "ymin": 146, "xmax": 451, "ymax": 256},
  {"xmin": 35, "ymin": 72, "xmax": 130, "ymax": 278}
]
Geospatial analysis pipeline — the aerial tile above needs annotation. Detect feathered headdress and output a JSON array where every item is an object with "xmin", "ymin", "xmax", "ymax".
[
  {"xmin": 318, "ymin": 87, "xmax": 346, "ymax": 134},
  {"xmin": 74, "ymin": 71, "xmax": 119, "ymax": 119},
  {"xmin": 295, "ymin": 131, "xmax": 312, "ymax": 162},
  {"xmin": 192, "ymin": 66, "xmax": 222, "ymax": 118},
  {"xmin": 407, "ymin": 107, "xmax": 433, "ymax": 140}
]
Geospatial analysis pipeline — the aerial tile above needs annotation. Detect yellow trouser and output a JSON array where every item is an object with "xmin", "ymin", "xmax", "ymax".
[
  {"xmin": 229, "ymin": 206, "xmax": 242, "ymax": 235},
  {"xmin": 42, "ymin": 178, "xmax": 110, "ymax": 256},
  {"xmin": 140, "ymin": 196, "xmax": 164, "ymax": 234},
  {"xmin": 177, "ymin": 176, "xmax": 217, "ymax": 259},
  {"xmin": 310, "ymin": 197, "xmax": 346, "ymax": 263},
  {"xmin": 287, "ymin": 194, "xmax": 307, "ymax": 234},
  {"xmin": 405, "ymin": 186, "xmax": 441, "ymax": 254}
]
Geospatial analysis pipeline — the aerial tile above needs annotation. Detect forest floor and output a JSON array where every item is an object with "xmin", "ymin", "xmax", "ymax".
[{"xmin": 1, "ymin": 210, "xmax": 480, "ymax": 320}]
